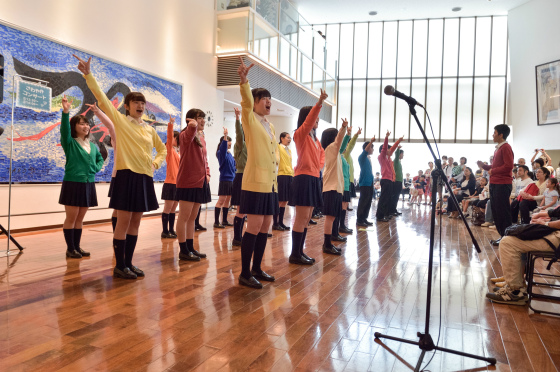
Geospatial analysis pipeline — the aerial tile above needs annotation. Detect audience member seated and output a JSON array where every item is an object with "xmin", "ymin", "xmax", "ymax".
[
  {"xmin": 511, "ymin": 167, "xmax": 550, "ymax": 224},
  {"xmin": 447, "ymin": 167, "xmax": 476, "ymax": 218}
]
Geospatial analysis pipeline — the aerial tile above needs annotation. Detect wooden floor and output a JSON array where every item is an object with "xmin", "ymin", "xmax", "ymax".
[{"xmin": 2, "ymin": 200, "xmax": 560, "ymax": 372}]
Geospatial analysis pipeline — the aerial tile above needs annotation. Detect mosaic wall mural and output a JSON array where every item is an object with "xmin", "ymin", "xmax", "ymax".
[{"xmin": 0, "ymin": 22, "xmax": 183, "ymax": 182}]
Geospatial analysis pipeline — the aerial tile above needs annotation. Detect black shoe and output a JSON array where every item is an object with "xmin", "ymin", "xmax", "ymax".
[
  {"xmin": 232, "ymin": 239, "xmax": 242, "ymax": 247},
  {"xmin": 195, "ymin": 224, "xmax": 207, "ymax": 231},
  {"xmin": 251, "ymin": 269, "xmax": 275, "ymax": 282},
  {"xmin": 331, "ymin": 234, "xmax": 347, "ymax": 242},
  {"xmin": 356, "ymin": 221, "xmax": 369, "ymax": 227},
  {"xmin": 302, "ymin": 253, "xmax": 315, "ymax": 263},
  {"xmin": 267, "ymin": 233, "xmax": 273, "ymax": 238},
  {"xmin": 213, "ymin": 223, "xmax": 225, "ymax": 229},
  {"xmin": 161, "ymin": 232, "xmax": 173, "ymax": 239},
  {"xmin": 66, "ymin": 249, "xmax": 82, "ymax": 259},
  {"xmin": 308, "ymin": 219, "xmax": 318, "ymax": 225},
  {"xmin": 272, "ymin": 224, "xmax": 285, "ymax": 231},
  {"xmin": 77, "ymin": 248, "xmax": 90, "ymax": 257},
  {"xmin": 347, "ymin": 207, "xmax": 353, "ymax": 211},
  {"xmin": 312, "ymin": 214, "xmax": 321, "ymax": 219},
  {"xmin": 280, "ymin": 223, "xmax": 291, "ymax": 231},
  {"xmin": 491, "ymin": 238, "xmax": 501, "ymax": 246},
  {"xmin": 113, "ymin": 267, "xmax": 137, "ymax": 279},
  {"xmin": 191, "ymin": 249, "xmax": 207, "ymax": 258},
  {"xmin": 393, "ymin": 212, "xmax": 402, "ymax": 216},
  {"xmin": 289, "ymin": 255, "xmax": 314, "ymax": 265},
  {"xmin": 179, "ymin": 251, "xmax": 201, "ymax": 261},
  {"xmin": 168, "ymin": 232, "xmax": 178, "ymax": 239},
  {"xmin": 222, "ymin": 221, "xmax": 233, "ymax": 227},
  {"xmin": 339, "ymin": 226, "xmax": 353, "ymax": 234},
  {"xmin": 323, "ymin": 244, "xmax": 341, "ymax": 255},
  {"xmin": 129, "ymin": 265, "xmax": 145, "ymax": 277},
  {"xmin": 365, "ymin": 220, "xmax": 374, "ymax": 226},
  {"xmin": 377, "ymin": 217, "xmax": 390, "ymax": 222},
  {"xmin": 239, "ymin": 275, "xmax": 263, "ymax": 289}
]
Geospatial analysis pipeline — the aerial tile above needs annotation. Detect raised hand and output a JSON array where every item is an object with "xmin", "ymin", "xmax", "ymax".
[
  {"xmin": 385, "ymin": 130, "xmax": 391, "ymax": 138},
  {"xmin": 85, "ymin": 102, "xmax": 99, "ymax": 114},
  {"xmin": 187, "ymin": 118, "xmax": 198, "ymax": 128},
  {"xmin": 356, "ymin": 127, "xmax": 362, "ymax": 136},
  {"xmin": 234, "ymin": 107, "xmax": 240, "ymax": 119},
  {"xmin": 341, "ymin": 118, "xmax": 348, "ymax": 128},
  {"xmin": 223, "ymin": 127, "xmax": 228, "ymax": 137},
  {"xmin": 318, "ymin": 89, "xmax": 328, "ymax": 105},
  {"xmin": 370, "ymin": 136, "xmax": 376, "ymax": 143},
  {"xmin": 73, "ymin": 54, "xmax": 92, "ymax": 75},
  {"xmin": 237, "ymin": 56, "xmax": 255, "ymax": 84},
  {"xmin": 61, "ymin": 95, "xmax": 73, "ymax": 113},
  {"xmin": 169, "ymin": 114, "xmax": 175, "ymax": 125},
  {"xmin": 398, "ymin": 135, "xmax": 404, "ymax": 141}
]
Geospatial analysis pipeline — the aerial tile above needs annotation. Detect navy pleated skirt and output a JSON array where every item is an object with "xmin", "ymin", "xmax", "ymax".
[
  {"xmin": 231, "ymin": 173, "xmax": 243, "ymax": 206},
  {"xmin": 277, "ymin": 175, "xmax": 293, "ymax": 202},
  {"xmin": 109, "ymin": 169, "xmax": 159, "ymax": 212},
  {"xmin": 288, "ymin": 174, "xmax": 323, "ymax": 207},
  {"xmin": 239, "ymin": 189, "xmax": 279, "ymax": 215},
  {"xmin": 175, "ymin": 179, "xmax": 212, "ymax": 204},
  {"xmin": 161, "ymin": 183, "xmax": 177, "ymax": 201},
  {"xmin": 218, "ymin": 181, "xmax": 233, "ymax": 196},
  {"xmin": 323, "ymin": 190, "xmax": 342, "ymax": 217},
  {"xmin": 59, "ymin": 180, "xmax": 98, "ymax": 207}
]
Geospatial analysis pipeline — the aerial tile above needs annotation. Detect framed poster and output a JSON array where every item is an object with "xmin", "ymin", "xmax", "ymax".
[{"xmin": 536, "ymin": 59, "xmax": 560, "ymax": 125}]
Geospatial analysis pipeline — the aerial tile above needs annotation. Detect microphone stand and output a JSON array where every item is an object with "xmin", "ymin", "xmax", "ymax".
[{"xmin": 374, "ymin": 103, "xmax": 496, "ymax": 370}]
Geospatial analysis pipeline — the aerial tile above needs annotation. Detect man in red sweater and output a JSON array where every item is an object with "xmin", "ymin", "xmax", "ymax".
[{"xmin": 477, "ymin": 124, "xmax": 514, "ymax": 246}]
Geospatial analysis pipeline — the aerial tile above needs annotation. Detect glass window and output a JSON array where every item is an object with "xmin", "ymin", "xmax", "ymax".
[
  {"xmin": 380, "ymin": 78, "xmax": 396, "ymax": 135},
  {"xmin": 439, "ymin": 78, "xmax": 457, "ymax": 141},
  {"xmin": 397, "ymin": 21, "xmax": 413, "ymax": 78},
  {"xmin": 314, "ymin": 24, "xmax": 326, "ymax": 68},
  {"xmin": 279, "ymin": 36, "xmax": 291, "ymax": 76},
  {"xmin": 280, "ymin": 0, "xmax": 298, "ymax": 38},
  {"xmin": 394, "ymin": 78, "xmax": 412, "ymax": 139},
  {"xmin": 366, "ymin": 80, "xmax": 382, "ymax": 139},
  {"xmin": 456, "ymin": 78, "xmax": 474, "ymax": 141},
  {"xmin": 489, "ymin": 77, "xmax": 507, "ymax": 128},
  {"xmin": 269, "ymin": 36, "xmax": 278, "ymax": 68},
  {"xmin": 443, "ymin": 19, "xmax": 459, "ymax": 77},
  {"xmin": 338, "ymin": 24, "xmax": 354, "ymax": 79},
  {"xmin": 382, "ymin": 22, "xmax": 398, "ymax": 79},
  {"xmin": 475, "ymin": 17, "xmax": 492, "ymax": 76},
  {"xmin": 459, "ymin": 18, "xmax": 475, "ymax": 76},
  {"xmin": 301, "ymin": 54, "xmax": 312, "ymax": 88},
  {"xmin": 425, "ymin": 78, "xmax": 442, "ymax": 140},
  {"xmin": 491, "ymin": 17, "xmax": 508, "ymax": 76},
  {"xmin": 367, "ymin": 22, "xmax": 384, "ymax": 79},
  {"xmin": 412, "ymin": 20, "xmax": 428, "ymax": 78},
  {"xmin": 352, "ymin": 80, "xmax": 367, "ymax": 128},
  {"xmin": 312, "ymin": 61, "xmax": 323, "ymax": 93},
  {"xmin": 471, "ymin": 78, "xmax": 490, "ymax": 141},
  {"xmin": 256, "ymin": 0, "xmax": 278, "ymax": 29},
  {"xmin": 325, "ymin": 77, "xmax": 336, "ymax": 103},
  {"xmin": 427, "ymin": 20, "xmax": 444, "ymax": 77},
  {"xmin": 299, "ymin": 21, "xmax": 314, "ymax": 58},
  {"xmin": 326, "ymin": 24, "xmax": 339, "ymax": 78},
  {"xmin": 337, "ymin": 80, "xmax": 352, "ymax": 123},
  {"xmin": 410, "ymin": 79, "xmax": 427, "ymax": 139},
  {"xmin": 353, "ymin": 23, "xmax": 369, "ymax": 79}
]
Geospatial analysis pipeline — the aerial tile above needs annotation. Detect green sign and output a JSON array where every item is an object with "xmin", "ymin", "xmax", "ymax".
[{"xmin": 16, "ymin": 80, "xmax": 51, "ymax": 111}]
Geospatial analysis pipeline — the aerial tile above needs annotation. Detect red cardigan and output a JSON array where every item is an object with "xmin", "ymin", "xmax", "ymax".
[
  {"xmin": 482, "ymin": 142, "xmax": 514, "ymax": 185},
  {"xmin": 293, "ymin": 103, "xmax": 325, "ymax": 178},
  {"xmin": 176, "ymin": 126, "xmax": 210, "ymax": 189}
]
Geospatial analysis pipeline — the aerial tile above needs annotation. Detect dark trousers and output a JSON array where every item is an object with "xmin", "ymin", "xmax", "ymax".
[
  {"xmin": 376, "ymin": 179, "xmax": 393, "ymax": 219},
  {"xmin": 357, "ymin": 185, "xmax": 374, "ymax": 222},
  {"xmin": 511, "ymin": 199, "xmax": 537, "ymax": 224},
  {"xmin": 447, "ymin": 193, "xmax": 465, "ymax": 212},
  {"xmin": 490, "ymin": 183, "xmax": 513, "ymax": 236},
  {"xmin": 389, "ymin": 181, "xmax": 403, "ymax": 214}
]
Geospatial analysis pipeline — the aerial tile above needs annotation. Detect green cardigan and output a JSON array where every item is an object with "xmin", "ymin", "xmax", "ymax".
[{"xmin": 60, "ymin": 112, "xmax": 104, "ymax": 182}]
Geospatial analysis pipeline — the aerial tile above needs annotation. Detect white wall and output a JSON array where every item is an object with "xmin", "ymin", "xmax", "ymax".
[
  {"xmin": 0, "ymin": 0, "xmax": 224, "ymax": 230},
  {"xmin": 508, "ymin": 0, "xmax": 560, "ymax": 158}
]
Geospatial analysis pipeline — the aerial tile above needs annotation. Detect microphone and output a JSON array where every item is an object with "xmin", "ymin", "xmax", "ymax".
[{"xmin": 384, "ymin": 85, "xmax": 424, "ymax": 108}]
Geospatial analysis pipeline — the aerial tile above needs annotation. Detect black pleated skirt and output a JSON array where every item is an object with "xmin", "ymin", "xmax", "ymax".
[
  {"xmin": 161, "ymin": 183, "xmax": 177, "ymax": 201},
  {"xmin": 239, "ymin": 189, "xmax": 279, "ymax": 215},
  {"xmin": 277, "ymin": 175, "xmax": 293, "ymax": 202},
  {"xmin": 350, "ymin": 182, "xmax": 357, "ymax": 198},
  {"xmin": 288, "ymin": 174, "xmax": 324, "ymax": 207},
  {"xmin": 108, "ymin": 177, "xmax": 116, "ymax": 197},
  {"xmin": 109, "ymin": 169, "xmax": 159, "ymax": 212},
  {"xmin": 218, "ymin": 181, "xmax": 233, "ymax": 196},
  {"xmin": 323, "ymin": 190, "xmax": 342, "ymax": 217},
  {"xmin": 231, "ymin": 173, "xmax": 243, "ymax": 206},
  {"xmin": 59, "ymin": 180, "xmax": 98, "ymax": 207},
  {"xmin": 343, "ymin": 190, "xmax": 351, "ymax": 202},
  {"xmin": 175, "ymin": 179, "xmax": 212, "ymax": 204}
]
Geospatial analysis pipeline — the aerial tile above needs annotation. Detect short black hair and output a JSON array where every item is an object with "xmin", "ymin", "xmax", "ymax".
[
  {"xmin": 460, "ymin": 157, "xmax": 467, "ymax": 164},
  {"xmin": 494, "ymin": 124, "xmax": 510, "ymax": 140},
  {"xmin": 251, "ymin": 88, "xmax": 271, "ymax": 102},
  {"xmin": 363, "ymin": 141, "xmax": 370, "ymax": 150},
  {"xmin": 321, "ymin": 128, "xmax": 338, "ymax": 149},
  {"xmin": 518, "ymin": 165, "xmax": 530, "ymax": 173},
  {"xmin": 533, "ymin": 158, "xmax": 545, "ymax": 167},
  {"xmin": 70, "ymin": 115, "xmax": 90, "ymax": 139},
  {"xmin": 379, "ymin": 144, "xmax": 392, "ymax": 153}
]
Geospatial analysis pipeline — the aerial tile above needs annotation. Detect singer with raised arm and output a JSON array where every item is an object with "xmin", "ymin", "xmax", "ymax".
[{"xmin": 376, "ymin": 131, "xmax": 403, "ymax": 222}]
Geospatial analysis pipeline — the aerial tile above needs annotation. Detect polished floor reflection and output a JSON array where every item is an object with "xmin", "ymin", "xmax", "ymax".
[{"xmin": 1, "ymin": 201, "xmax": 560, "ymax": 371}]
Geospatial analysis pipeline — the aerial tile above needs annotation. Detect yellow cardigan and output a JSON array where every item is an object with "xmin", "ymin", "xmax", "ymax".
[
  {"xmin": 240, "ymin": 82, "xmax": 278, "ymax": 193},
  {"xmin": 277, "ymin": 144, "xmax": 294, "ymax": 176},
  {"xmin": 84, "ymin": 73, "xmax": 166, "ymax": 177}
]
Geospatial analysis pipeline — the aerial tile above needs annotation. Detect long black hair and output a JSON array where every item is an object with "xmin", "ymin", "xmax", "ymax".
[
  {"xmin": 297, "ymin": 106, "xmax": 316, "ymax": 140},
  {"xmin": 321, "ymin": 128, "xmax": 338, "ymax": 150}
]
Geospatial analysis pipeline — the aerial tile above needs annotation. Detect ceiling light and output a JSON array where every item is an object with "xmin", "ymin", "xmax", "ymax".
[
  {"xmin": 452, "ymin": 7, "xmax": 462, "ymax": 12},
  {"xmin": 369, "ymin": 11, "xmax": 377, "ymax": 16}
]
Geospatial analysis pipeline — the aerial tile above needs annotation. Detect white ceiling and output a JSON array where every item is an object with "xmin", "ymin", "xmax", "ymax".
[{"xmin": 292, "ymin": 0, "xmax": 531, "ymax": 24}]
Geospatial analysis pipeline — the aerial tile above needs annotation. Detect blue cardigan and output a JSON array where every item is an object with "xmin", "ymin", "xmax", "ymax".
[{"xmin": 217, "ymin": 139, "xmax": 236, "ymax": 182}]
